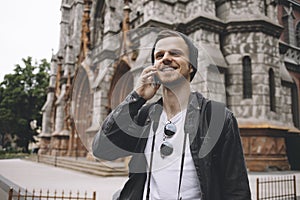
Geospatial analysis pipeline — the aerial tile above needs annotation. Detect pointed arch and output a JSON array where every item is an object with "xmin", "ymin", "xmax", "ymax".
[
  {"xmin": 107, "ymin": 59, "xmax": 134, "ymax": 113},
  {"xmin": 282, "ymin": 6, "xmax": 296, "ymax": 45},
  {"xmin": 71, "ymin": 65, "xmax": 93, "ymax": 153},
  {"xmin": 91, "ymin": 0, "xmax": 106, "ymax": 47}
]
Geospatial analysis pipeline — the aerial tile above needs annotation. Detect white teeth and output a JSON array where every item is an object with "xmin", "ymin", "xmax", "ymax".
[{"xmin": 161, "ymin": 67, "xmax": 175, "ymax": 72}]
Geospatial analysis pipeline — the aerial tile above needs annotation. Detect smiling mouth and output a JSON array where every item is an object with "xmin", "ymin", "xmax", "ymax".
[{"xmin": 160, "ymin": 66, "xmax": 177, "ymax": 72}]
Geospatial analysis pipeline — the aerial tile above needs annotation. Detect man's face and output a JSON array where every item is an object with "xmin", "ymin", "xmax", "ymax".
[{"xmin": 154, "ymin": 36, "xmax": 192, "ymax": 85}]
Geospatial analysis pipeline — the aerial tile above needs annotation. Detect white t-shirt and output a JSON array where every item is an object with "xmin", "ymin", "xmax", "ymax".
[{"xmin": 143, "ymin": 109, "xmax": 202, "ymax": 200}]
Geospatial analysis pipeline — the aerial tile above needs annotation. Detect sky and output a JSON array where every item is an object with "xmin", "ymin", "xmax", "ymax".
[{"xmin": 0, "ymin": 0, "xmax": 61, "ymax": 82}]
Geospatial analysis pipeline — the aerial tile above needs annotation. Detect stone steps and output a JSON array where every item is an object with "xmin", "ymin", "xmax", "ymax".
[{"xmin": 26, "ymin": 155, "xmax": 128, "ymax": 177}]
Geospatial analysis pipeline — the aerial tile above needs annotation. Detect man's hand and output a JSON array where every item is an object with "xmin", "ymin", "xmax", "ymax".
[{"xmin": 134, "ymin": 66, "xmax": 160, "ymax": 100}]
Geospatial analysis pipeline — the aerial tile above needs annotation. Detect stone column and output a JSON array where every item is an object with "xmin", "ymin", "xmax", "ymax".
[
  {"xmin": 51, "ymin": 84, "xmax": 66, "ymax": 156},
  {"xmin": 39, "ymin": 57, "xmax": 58, "ymax": 155}
]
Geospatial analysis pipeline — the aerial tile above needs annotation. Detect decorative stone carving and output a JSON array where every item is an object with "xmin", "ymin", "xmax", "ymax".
[{"xmin": 241, "ymin": 135, "xmax": 290, "ymax": 171}]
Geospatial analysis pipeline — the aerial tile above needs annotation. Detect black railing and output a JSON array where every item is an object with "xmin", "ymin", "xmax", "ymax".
[
  {"xmin": 8, "ymin": 187, "xmax": 96, "ymax": 200},
  {"xmin": 256, "ymin": 175, "xmax": 297, "ymax": 200}
]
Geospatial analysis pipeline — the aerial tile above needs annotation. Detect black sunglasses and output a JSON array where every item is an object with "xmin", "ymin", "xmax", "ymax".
[{"xmin": 160, "ymin": 121, "xmax": 177, "ymax": 158}]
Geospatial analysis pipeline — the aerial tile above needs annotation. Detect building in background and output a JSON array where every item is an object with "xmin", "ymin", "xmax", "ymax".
[
  {"xmin": 39, "ymin": 0, "xmax": 300, "ymax": 171},
  {"xmin": 277, "ymin": 0, "xmax": 300, "ymax": 170}
]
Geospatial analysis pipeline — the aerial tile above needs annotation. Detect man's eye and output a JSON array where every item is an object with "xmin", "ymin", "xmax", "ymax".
[
  {"xmin": 170, "ymin": 50, "xmax": 181, "ymax": 56},
  {"xmin": 155, "ymin": 53, "xmax": 163, "ymax": 59}
]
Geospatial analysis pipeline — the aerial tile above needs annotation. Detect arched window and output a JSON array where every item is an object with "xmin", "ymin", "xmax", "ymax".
[
  {"xmin": 92, "ymin": 0, "xmax": 105, "ymax": 47},
  {"xmin": 292, "ymin": 83, "xmax": 300, "ymax": 128},
  {"xmin": 282, "ymin": 8, "xmax": 296, "ymax": 45},
  {"xmin": 263, "ymin": 0, "xmax": 267, "ymax": 16},
  {"xmin": 243, "ymin": 56, "xmax": 252, "ymax": 99},
  {"xmin": 296, "ymin": 22, "xmax": 300, "ymax": 47},
  {"xmin": 269, "ymin": 68, "xmax": 276, "ymax": 112}
]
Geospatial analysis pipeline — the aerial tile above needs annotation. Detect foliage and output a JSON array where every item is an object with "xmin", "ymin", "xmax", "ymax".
[
  {"xmin": 0, "ymin": 57, "xmax": 50, "ymax": 152},
  {"xmin": 0, "ymin": 149, "xmax": 29, "ymax": 159}
]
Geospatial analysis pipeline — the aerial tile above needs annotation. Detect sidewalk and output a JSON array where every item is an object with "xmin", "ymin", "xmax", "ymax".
[
  {"xmin": 0, "ymin": 159, "xmax": 127, "ymax": 200},
  {"xmin": 0, "ymin": 158, "xmax": 299, "ymax": 200}
]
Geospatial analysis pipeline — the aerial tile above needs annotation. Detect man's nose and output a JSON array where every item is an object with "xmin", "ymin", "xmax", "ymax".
[{"xmin": 162, "ymin": 53, "xmax": 172, "ymax": 65}]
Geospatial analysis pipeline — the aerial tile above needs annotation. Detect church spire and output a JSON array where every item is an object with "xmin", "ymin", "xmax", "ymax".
[{"xmin": 121, "ymin": 0, "xmax": 132, "ymax": 55}]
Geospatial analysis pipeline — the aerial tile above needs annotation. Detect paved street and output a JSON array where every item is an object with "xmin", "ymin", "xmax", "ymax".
[{"xmin": 0, "ymin": 158, "xmax": 299, "ymax": 200}]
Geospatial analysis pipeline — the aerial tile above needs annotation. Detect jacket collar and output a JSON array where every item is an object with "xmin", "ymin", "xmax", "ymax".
[
  {"xmin": 185, "ymin": 92, "xmax": 204, "ymax": 144},
  {"xmin": 150, "ymin": 92, "xmax": 204, "ymax": 112},
  {"xmin": 189, "ymin": 92, "xmax": 204, "ymax": 111}
]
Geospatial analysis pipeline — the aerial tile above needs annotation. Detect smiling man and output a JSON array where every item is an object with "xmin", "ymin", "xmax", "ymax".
[{"xmin": 92, "ymin": 30, "xmax": 251, "ymax": 200}]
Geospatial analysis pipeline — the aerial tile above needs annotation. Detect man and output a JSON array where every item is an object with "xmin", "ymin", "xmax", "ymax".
[{"xmin": 92, "ymin": 30, "xmax": 251, "ymax": 200}]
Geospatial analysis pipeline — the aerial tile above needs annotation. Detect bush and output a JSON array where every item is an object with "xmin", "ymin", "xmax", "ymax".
[{"xmin": 0, "ymin": 149, "xmax": 29, "ymax": 159}]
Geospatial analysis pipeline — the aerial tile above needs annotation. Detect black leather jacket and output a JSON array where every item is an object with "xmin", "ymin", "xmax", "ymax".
[{"xmin": 92, "ymin": 91, "xmax": 251, "ymax": 200}]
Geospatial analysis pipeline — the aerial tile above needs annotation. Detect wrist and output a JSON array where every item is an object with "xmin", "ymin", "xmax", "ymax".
[
  {"xmin": 134, "ymin": 88, "xmax": 147, "ymax": 100},
  {"xmin": 131, "ymin": 90, "xmax": 147, "ymax": 102}
]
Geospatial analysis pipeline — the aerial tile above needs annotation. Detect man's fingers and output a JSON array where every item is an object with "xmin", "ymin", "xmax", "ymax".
[
  {"xmin": 141, "ymin": 66, "xmax": 157, "ymax": 83},
  {"xmin": 142, "ymin": 66, "xmax": 157, "ymax": 74},
  {"xmin": 134, "ymin": 66, "xmax": 160, "ymax": 100},
  {"xmin": 142, "ymin": 70, "xmax": 156, "ymax": 80}
]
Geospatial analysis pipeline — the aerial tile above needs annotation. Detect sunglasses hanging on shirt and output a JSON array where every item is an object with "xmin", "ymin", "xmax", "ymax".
[
  {"xmin": 160, "ymin": 121, "xmax": 177, "ymax": 158},
  {"xmin": 147, "ymin": 115, "xmax": 188, "ymax": 200}
]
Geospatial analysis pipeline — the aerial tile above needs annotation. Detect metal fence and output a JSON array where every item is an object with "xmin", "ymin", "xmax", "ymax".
[
  {"xmin": 8, "ymin": 187, "xmax": 96, "ymax": 200},
  {"xmin": 256, "ymin": 175, "xmax": 297, "ymax": 200}
]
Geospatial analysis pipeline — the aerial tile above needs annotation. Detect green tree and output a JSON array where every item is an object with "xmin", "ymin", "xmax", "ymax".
[{"xmin": 0, "ymin": 57, "xmax": 49, "ymax": 152}]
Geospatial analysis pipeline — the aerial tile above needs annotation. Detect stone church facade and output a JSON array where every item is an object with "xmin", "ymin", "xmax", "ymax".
[{"xmin": 39, "ymin": 0, "xmax": 300, "ymax": 171}]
